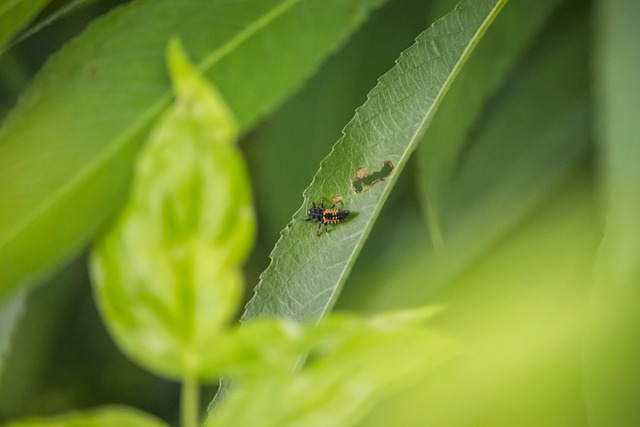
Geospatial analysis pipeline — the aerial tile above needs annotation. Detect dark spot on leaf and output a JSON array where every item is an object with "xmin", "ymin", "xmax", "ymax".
[{"xmin": 85, "ymin": 61, "xmax": 99, "ymax": 77}]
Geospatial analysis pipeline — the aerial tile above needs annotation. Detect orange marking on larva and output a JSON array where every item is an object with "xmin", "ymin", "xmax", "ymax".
[{"xmin": 323, "ymin": 209, "xmax": 340, "ymax": 224}]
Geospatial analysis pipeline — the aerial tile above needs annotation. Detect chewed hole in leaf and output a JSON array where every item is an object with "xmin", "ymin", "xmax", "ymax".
[{"xmin": 352, "ymin": 160, "xmax": 394, "ymax": 193}]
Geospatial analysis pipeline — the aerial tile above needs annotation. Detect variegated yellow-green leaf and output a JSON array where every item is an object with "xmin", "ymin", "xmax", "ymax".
[
  {"xmin": 90, "ymin": 39, "xmax": 256, "ymax": 381},
  {"xmin": 0, "ymin": 405, "xmax": 167, "ymax": 427}
]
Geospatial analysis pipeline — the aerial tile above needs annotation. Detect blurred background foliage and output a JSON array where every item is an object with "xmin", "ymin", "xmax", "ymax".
[{"xmin": 0, "ymin": 0, "xmax": 638, "ymax": 426}]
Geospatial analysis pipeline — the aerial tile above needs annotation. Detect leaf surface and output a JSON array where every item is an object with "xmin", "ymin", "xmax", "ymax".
[
  {"xmin": 91, "ymin": 40, "xmax": 255, "ymax": 380},
  {"xmin": 415, "ymin": 0, "xmax": 564, "ymax": 247},
  {"xmin": 242, "ymin": 0, "xmax": 506, "ymax": 323},
  {"xmin": 584, "ymin": 0, "xmax": 640, "ymax": 424},
  {"xmin": 0, "ymin": 0, "xmax": 384, "ymax": 300},
  {"xmin": 207, "ymin": 309, "xmax": 454, "ymax": 427},
  {"xmin": 413, "ymin": 1, "xmax": 591, "ymax": 299},
  {"xmin": 0, "ymin": 290, "xmax": 25, "ymax": 382}
]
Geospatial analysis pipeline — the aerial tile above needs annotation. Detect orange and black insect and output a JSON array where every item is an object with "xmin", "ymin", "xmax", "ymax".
[{"xmin": 306, "ymin": 200, "xmax": 350, "ymax": 236}]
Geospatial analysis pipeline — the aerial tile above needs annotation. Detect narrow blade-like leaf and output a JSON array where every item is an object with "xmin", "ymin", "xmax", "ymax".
[
  {"xmin": 411, "ymin": 1, "xmax": 591, "ymax": 301},
  {"xmin": 584, "ymin": 0, "xmax": 640, "ymax": 424},
  {"xmin": 242, "ymin": 0, "xmax": 506, "ymax": 323},
  {"xmin": 1, "ymin": 0, "xmax": 97, "ymax": 56},
  {"xmin": 0, "ymin": 290, "xmax": 25, "ymax": 382},
  {"xmin": 415, "ymin": 0, "xmax": 564, "ymax": 247},
  {"xmin": 0, "ymin": 0, "xmax": 50, "ymax": 52}
]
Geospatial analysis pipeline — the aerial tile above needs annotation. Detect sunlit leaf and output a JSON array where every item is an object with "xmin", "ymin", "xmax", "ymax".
[{"xmin": 207, "ymin": 308, "xmax": 454, "ymax": 427}]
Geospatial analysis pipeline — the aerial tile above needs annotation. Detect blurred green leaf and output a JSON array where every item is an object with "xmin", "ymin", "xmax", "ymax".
[
  {"xmin": 591, "ymin": 0, "xmax": 640, "ymax": 290},
  {"xmin": 91, "ymin": 40, "xmax": 255, "ymax": 380},
  {"xmin": 1, "ymin": 0, "xmax": 98, "ymax": 57},
  {"xmin": 203, "ymin": 306, "xmax": 446, "ymax": 380},
  {"xmin": 414, "ymin": 0, "xmax": 591, "ymax": 301},
  {"xmin": 1, "ymin": 405, "xmax": 168, "ymax": 427},
  {"xmin": 337, "ymin": 4, "xmax": 596, "ymax": 423},
  {"xmin": 585, "ymin": 0, "xmax": 640, "ymax": 424},
  {"xmin": 0, "ymin": 254, "xmax": 178, "ymax": 421},
  {"xmin": 207, "ymin": 308, "xmax": 454, "ymax": 427},
  {"xmin": 0, "ymin": 290, "xmax": 25, "ymax": 382},
  {"xmin": 0, "ymin": 0, "xmax": 50, "ymax": 52},
  {"xmin": 242, "ymin": 0, "xmax": 506, "ymax": 323},
  {"xmin": 202, "ymin": 318, "xmax": 308, "ymax": 380},
  {"xmin": 415, "ymin": 0, "xmax": 564, "ymax": 247},
  {"xmin": 0, "ymin": 257, "xmax": 88, "ymax": 418},
  {"xmin": 0, "ymin": 0, "xmax": 385, "ymax": 300},
  {"xmin": 356, "ymin": 175, "xmax": 597, "ymax": 427},
  {"xmin": 341, "ymin": 0, "xmax": 591, "ymax": 311}
]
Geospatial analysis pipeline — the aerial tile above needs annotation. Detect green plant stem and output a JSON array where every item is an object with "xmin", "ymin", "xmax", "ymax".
[{"xmin": 181, "ymin": 374, "xmax": 200, "ymax": 427}]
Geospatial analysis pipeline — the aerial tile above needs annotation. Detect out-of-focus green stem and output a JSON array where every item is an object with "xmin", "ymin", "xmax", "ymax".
[{"xmin": 181, "ymin": 374, "xmax": 200, "ymax": 427}]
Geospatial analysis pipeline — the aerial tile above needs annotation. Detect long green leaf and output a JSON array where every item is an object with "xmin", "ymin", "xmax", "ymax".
[
  {"xmin": 340, "ymin": 0, "xmax": 591, "ymax": 313},
  {"xmin": 584, "ymin": 0, "xmax": 640, "ymax": 424},
  {"xmin": 0, "ymin": 0, "xmax": 51, "ymax": 52},
  {"xmin": 246, "ymin": 0, "xmax": 432, "ymax": 245},
  {"xmin": 415, "ymin": 0, "xmax": 564, "ymax": 247},
  {"xmin": 591, "ymin": 1, "xmax": 640, "ymax": 291},
  {"xmin": 242, "ymin": 0, "xmax": 506, "ymax": 323},
  {"xmin": 0, "ymin": 0, "xmax": 97, "ymax": 56},
  {"xmin": 0, "ymin": 290, "xmax": 25, "ymax": 382},
  {"xmin": 415, "ymin": 1, "xmax": 591, "ymax": 300},
  {"xmin": 0, "ymin": 0, "xmax": 384, "ymax": 300}
]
